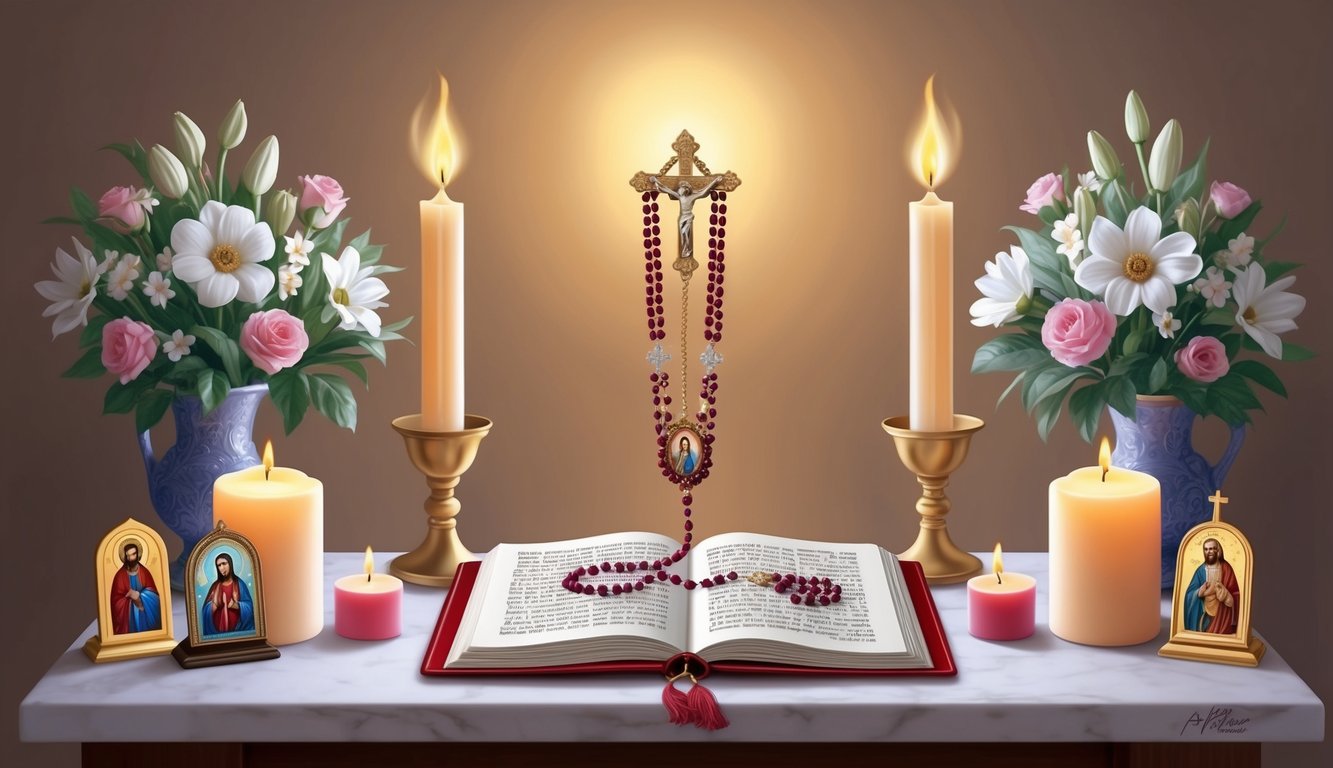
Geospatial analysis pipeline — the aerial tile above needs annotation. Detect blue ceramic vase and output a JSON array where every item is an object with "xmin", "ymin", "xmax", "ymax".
[
  {"xmin": 137, "ymin": 383, "xmax": 268, "ymax": 589},
  {"xmin": 1108, "ymin": 395, "xmax": 1245, "ymax": 589}
]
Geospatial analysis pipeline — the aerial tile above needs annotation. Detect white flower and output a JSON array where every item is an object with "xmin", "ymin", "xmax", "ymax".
[
  {"xmin": 1152, "ymin": 308, "xmax": 1182, "ymax": 339},
  {"xmin": 283, "ymin": 232, "xmax": 314, "ymax": 270},
  {"xmin": 97, "ymin": 249, "xmax": 119, "ymax": 275},
  {"xmin": 969, "ymin": 245, "xmax": 1034, "ymax": 327},
  {"xmin": 322, "ymin": 245, "xmax": 390, "ymax": 336},
  {"xmin": 1051, "ymin": 212, "xmax": 1085, "ymax": 266},
  {"xmin": 1192, "ymin": 266, "xmax": 1232, "ymax": 308},
  {"xmin": 142, "ymin": 271, "xmax": 176, "ymax": 308},
  {"xmin": 34, "ymin": 238, "xmax": 99, "ymax": 337},
  {"xmin": 1224, "ymin": 233, "xmax": 1254, "ymax": 271},
  {"xmin": 170, "ymin": 201, "xmax": 276, "ymax": 307},
  {"xmin": 1077, "ymin": 171, "xmax": 1102, "ymax": 192},
  {"xmin": 106, "ymin": 254, "xmax": 142, "ymax": 301},
  {"xmin": 1074, "ymin": 207, "xmax": 1202, "ymax": 316},
  {"xmin": 162, "ymin": 329, "xmax": 196, "ymax": 362},
  {"xmin": 1232, "ymin": 265, "xmax": 1305, "ymax": 359},
  {"xmin": 278, "ymin": 265, "xmax": 303, "ymax": 301},
  {"xmin": 156, "ymin": 247, "xmax": 174, "ymax": 273}
]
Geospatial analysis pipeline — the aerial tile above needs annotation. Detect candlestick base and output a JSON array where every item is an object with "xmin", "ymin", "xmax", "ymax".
[
  {"xmin": 390, "ymin": 414, "xmax": 492, "ymax": 588},
  {"xmin": 882, "ymin": 414, "xmax": 985, "ymax": 585}
]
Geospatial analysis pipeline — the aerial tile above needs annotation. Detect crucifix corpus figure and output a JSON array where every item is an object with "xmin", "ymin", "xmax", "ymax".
[{"xmin": 651, "ymin": 174, "xmax": 722, "ymax": 278}]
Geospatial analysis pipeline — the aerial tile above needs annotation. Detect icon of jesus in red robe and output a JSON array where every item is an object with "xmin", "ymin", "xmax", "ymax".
[
  {"xmin": 110, "ymin": 541, "xmax": 162, "ymax": 634},
  {"xmin": 1184, "ymin": 538, "xmax": 1239, "ymax": 634}
]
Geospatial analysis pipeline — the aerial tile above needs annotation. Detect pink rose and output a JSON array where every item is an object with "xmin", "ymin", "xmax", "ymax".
[
  {"xmin": 1209, "ymin": 181, "xmax": 1252, "ymax": 219},
  {"xmin": 97, "ymin": 185, "xmax": 153, "ymax": 234},
  {"xmin": 101, "ymin": 317, "xmax": 157, "ymax": 384},
  {"xmin": 1175, "ymin": 336, "xmax": 1230, "ymax": 383},
  {"xmin": 1020, "ymin": 172, "xmax": 1065, "ymax": 215},
  {"xmin": 240, "ymin": 309, "xmax": 309, "ymax": 375},
  {"xmin": 297, "ymin": 174, "xmax": 349, "ymax": 229},
  {"xmin": 1041, "ymin": 298, "xmax": 1117, "ymax": 367}
]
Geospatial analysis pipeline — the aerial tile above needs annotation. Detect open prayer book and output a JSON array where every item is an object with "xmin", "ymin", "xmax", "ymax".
[{"xmin": 434, "ymin": 531, "xmax": 944, "ymax": 672}]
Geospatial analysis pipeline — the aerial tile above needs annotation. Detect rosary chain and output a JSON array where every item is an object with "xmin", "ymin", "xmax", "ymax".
[
  {"xmin": 659, "ymin": 156, "xmax": 678, "ymax": 176},
  {"xmin": 680, "ymin": 278, "xmax": 689, "ymax": 409}
]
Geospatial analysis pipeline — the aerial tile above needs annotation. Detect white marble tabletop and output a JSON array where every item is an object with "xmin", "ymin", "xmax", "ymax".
[{"xmin": 20, "ymin": 552, "xmax": 1324, "ymax": 743}]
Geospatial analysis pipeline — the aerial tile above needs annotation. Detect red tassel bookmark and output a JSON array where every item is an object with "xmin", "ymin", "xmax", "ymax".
[{"xmin": 662, "ymin": 664, "xmax": 730, "ymax": 730}]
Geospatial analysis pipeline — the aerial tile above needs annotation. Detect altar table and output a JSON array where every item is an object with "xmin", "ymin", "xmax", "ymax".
[{"xmin": 20, "ymin": 553, "xmax": 1323, "ymax": 767}]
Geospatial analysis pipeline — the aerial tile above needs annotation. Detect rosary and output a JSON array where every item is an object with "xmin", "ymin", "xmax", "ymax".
[{"xmin": 560, "ymin": 131, "xmax": 841, "ymax": 608}]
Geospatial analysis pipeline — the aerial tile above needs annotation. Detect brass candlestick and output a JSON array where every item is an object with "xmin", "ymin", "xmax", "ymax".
[
  {"xmin": 390, "ymin": 414, "xmax": 492, "ymax": 588},
  {"xmin": 882, "ymin": 414, "xmax": 985, "ymax": 584}
]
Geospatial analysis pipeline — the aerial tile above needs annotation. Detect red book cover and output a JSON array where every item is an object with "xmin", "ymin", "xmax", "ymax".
[{"xmin": 421, "ymin": 559, "xmax": 956, "ymax": 678}]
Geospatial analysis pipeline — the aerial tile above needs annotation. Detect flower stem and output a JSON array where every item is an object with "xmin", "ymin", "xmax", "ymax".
[
  {"xmin": 1133, "ymin": 142, "xmax": 1151, "ymax": 196},
  {"xmin": 215, "ymin": 148, "xmax": 229, "ymax": 202}
]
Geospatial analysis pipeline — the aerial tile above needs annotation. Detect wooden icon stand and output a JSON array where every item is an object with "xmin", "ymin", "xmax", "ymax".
[{"xmin": 173, "ymin": 521, "xmax": 280, "ymax": 669}]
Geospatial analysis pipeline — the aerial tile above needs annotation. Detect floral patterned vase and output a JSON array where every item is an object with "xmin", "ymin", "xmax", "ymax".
[
  {"xmin": 1108, "ymin": 395, "xmax": 1245, "ymax": 589},
  {"xmin": 137, "ymin": 383, "xmax": 268, "ymax": 589}
]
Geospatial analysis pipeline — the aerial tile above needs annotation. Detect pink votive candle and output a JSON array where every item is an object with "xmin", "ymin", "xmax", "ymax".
[
  {"xmin": 968, "ymin": 571, "xmax": 1037, "ymax": 641},
  {"xmin": 334, "ymin": 572, "xmax": 403, "ymax": 640}
]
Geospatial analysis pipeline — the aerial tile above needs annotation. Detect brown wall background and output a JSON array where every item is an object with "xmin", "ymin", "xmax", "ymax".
[{"xmin": 3, "ymin": 0, "xmax": 1328, "ymax": 764}]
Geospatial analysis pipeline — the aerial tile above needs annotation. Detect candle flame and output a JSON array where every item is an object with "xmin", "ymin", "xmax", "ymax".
[
  {"xmin": 364, "ymin": 546, "xmax": 374, "ymax": 580},
  {"xmin": 1099, "ymin": 436, "xmax": 1112, "ymax": 480},
  {"xmin": 262, "ymin": 440, "xmax": 274, "ymax": 479},
  {"xmin": 907, "ymin": 75, "xmax": 961, "ymax": 190},
  {"xmin": 993, "ymin": 542, "xmax": 1004, "ymax": 583},
  {"xmin": 411, "ymin": 73, "xmax": 464, "ymax": 189}
]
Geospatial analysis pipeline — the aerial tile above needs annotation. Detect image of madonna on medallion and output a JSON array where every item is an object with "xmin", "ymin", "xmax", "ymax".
[{"xmin": 669, "ymin": 425, "xmax": 703, "ymax": 478}]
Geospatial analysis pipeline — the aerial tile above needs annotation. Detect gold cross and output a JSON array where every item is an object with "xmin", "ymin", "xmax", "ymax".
[
  {"xmin": 630, "ymin": 131, "xmax": 742, "ymax": 282},
  {"xmin": 1209, "ymin": 490, "xmax": 1229, "ymax": 522}
]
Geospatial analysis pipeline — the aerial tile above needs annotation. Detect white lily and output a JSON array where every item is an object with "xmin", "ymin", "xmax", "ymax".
[
  {"xmin": 1232, "ymin": 265, "xmax": 1305, "ymax": 359},
  {"xmin": 322, "ymin": 245, "xmax": 390, "ymax": 336},
  {"xmin": 170, "ymin": 201, "xmax": 276, "ymax": 307},
  {"xmin": 34, "ymin": 238, "xmax": 100, "ymax": 337},
  {"xmin": 969, "ymin": 245, "xmax": 1034, "ymax": 327},
  {"xmin": 1051, "ymin": 213, "xmax": 1085, "ymax": 266},
  {"xmin": 1074, "ymin": 207, "xmax": 1202, "ymax": 315}
]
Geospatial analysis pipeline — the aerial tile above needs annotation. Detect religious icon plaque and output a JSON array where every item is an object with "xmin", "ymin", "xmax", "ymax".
[
  {"xmin": 1159, "ymin": 490, "xmax": 1266, "ymax": 667},
  {"xmin": 84, "ymin": 517, "xmax": 177, "ymax": 663},
  {"xmin": 173, "ymin": 520, "xmax": 280, "ymax": 669}
]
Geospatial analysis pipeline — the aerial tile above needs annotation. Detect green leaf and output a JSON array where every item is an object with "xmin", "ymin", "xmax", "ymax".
[
  {"xmin": 381, "ymin": 316, "xmax": 413, "ymax": 334},
  {"xmin": 102, "ymin": 141, "xmax": 151, "ymax": 181},
  {"xmin": 1262, "ymin": 261, "xmax": 1301, "ymax": 281},
  {"xmin": 347, "ymin": 230, "xmax": 371, "ymax": 255},
  {"xmin": 269, "ymin": 370, "xmax": 311, "ymax": 435},
  {"xmin": 1109, "ymin": 352, "xmax": 1149, "ymax": 377},
  {"xmin": 1122, "ymin": 327, "xmax": 1150, "ymax": 356},
  {"xmin": 1148, "ymin": 358, "xmax": 1168, "ymax": 393},
  {"xmin": 359, "ymin": 338, "xmax": 387, "ymax": 365},
  {"xmin": 1217, "ymin": 200, "xmax": 1262, "ymax": 243},
  {"xmin": 134, "ymin": 389, "xmax": 173, "ymax": 433},
  {"xmin": 1023, "ymin": 364, "xmax": 1094, "ymax": 414},
  {"xmin": 196, "ymin": 369, "xmax": 230, "ymax": 414},
  {"xmin": 308, "ymin": 373, "xmax": 357, "ymax": 430},
  {"xmin": 1101, "ymin": 180, "xmax": 1132, "ymax": 227},
  {"xmin": 1105, "ymin": 375, "xmax": 1138, "ymax": 418},
  {"xmin": 1069, "ymin": 381, "xmax": 1108, "ymax": 444},
  {"xmin": 1033, "ymin": 385, "xmax": 1068, "ymax": 442},
  {"xmin": 190, "ymin": 325, "xmax": 244, "ymax": 386},
  {"xmin": 1163, "ymin": 140, "xmax": 1208, "ymax": 215},
  {"xmin": 103, "ymin": 377, "xmax": 153, "ymax": 414},
  {"xmin": 972, "ymin": 334, "xmax": 1048, "ymax": 374},
  {"xmin": 1002, "ymin": 225, "xmax": 1067, "ymax": 296},
  {"xmin": 70, "ymin": 187, "xmax": 98, "ymax": 222},
  {"xmin": 996, "ymin": 372, "xmax": 1025, "ymax": 408},
  {"xmin": 1202, "ymin": 308, "xmax": 1234, "ymax": 326},
  {"xmin": 1278, "ymin": 342, "xmax": 1314, "ymax": 362},
  {"xmin": 62, "ymin": 346, "xmax": 106, "ymax": 379},
  {"xmin": 79, "ymin": 314, "xmax": 113, "ymax": 348},
  {"xmin": 161, "ymin": 355, "xmax": 208, "ymax": 385},
  {"xmin": 1221, "ymin": 360, "xmax": 1285, "ymax": 394}
]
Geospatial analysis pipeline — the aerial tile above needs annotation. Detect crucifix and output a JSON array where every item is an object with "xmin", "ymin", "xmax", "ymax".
[{"xmin": 630, "ymin": 130, "xmax": 741, "ymax": 282}]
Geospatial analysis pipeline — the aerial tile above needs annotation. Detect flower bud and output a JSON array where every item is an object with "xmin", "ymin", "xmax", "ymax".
[
  {"xmin": 264, "ymin": 190, "xmax": 298, "ymax": 236},
  {"xmin": 1087, "ymin": 131, "xmax": 1121, "ymax": 181},
  {"xmin": 218, "ymin": 99, "xmax": 248, "ymax": 150},
  {"xmin": 1074, "ymin": 186, "xmax": 1096, "ymax": 239},
  {"xmin": 1175, "ymin": 198, "xmax": 1201, "ymax": 237},
  {"xmin": 1124, "ymin": 90, "xmax": 1150, "ymax": 144},
  {"xmin": 241, "ymin": 135, "xmax": 280, "ymax": 195},
  {"xmin": 148, "ymin": 145, "xmax": 189, "ymax": 200},
  {"xmin": 172, "ymin": 111, "xmax": 205, "ymax": 168},
  {"xmin": 1148, "ymin": 119, "xmax": 1183, "ymax": 193}
]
